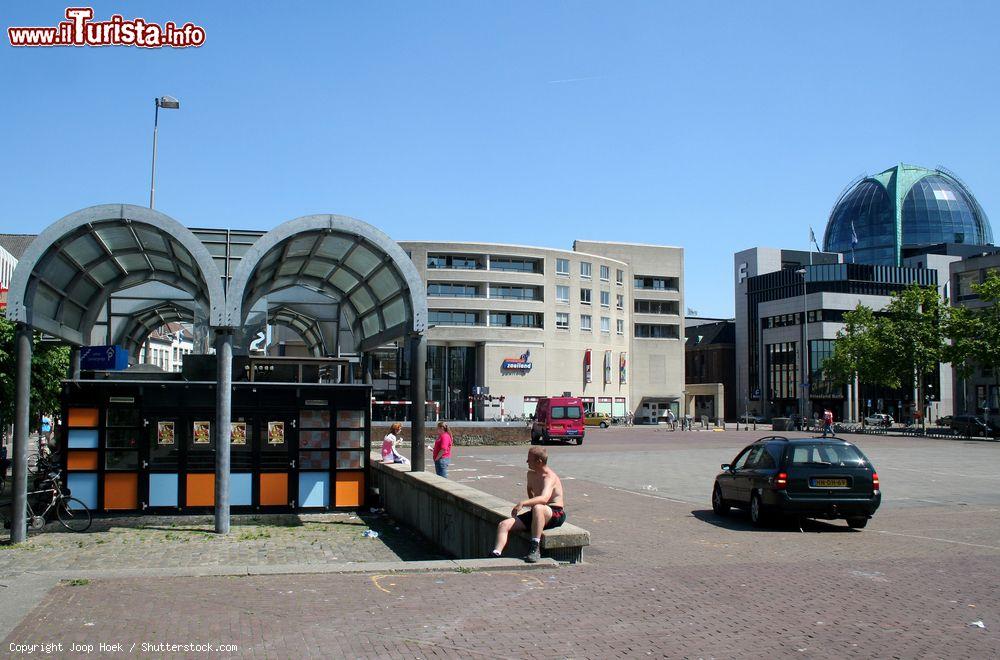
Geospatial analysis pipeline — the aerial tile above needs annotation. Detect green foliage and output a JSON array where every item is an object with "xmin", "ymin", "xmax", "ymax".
[
  {"xmin": 825, "ymin": 304, "xmax": 878, "ymax": 386},
  {"xmin": 0, "ymin": 317, "xmax": 70, "ymax": 429},
  {"xmin": 946, "ymin": 271, "xmax": 1000, "ymax": 383}
]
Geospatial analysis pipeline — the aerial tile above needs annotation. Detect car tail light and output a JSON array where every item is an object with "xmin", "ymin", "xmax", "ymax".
[
  {"xmin": 774, "ymin": 472, "xmax": 788, "ymax": 489},
  {"xmin": 872, "ymin": 472, "xmax": 880, "ymax": 491}
]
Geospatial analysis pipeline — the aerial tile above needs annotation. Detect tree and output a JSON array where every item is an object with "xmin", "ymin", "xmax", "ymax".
[
  {"xmin": 0, "ymin": 317, "xmax": 70, "ymax": 438},
  {"xmin": 945, "ymin": 270, "xmax": 1000, "ymax": 414}
]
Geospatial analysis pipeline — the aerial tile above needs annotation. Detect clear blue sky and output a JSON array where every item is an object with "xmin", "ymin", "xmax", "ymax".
[{"xmin": 3, "ymin": 1, "xmax": 998, "ymax": 317}]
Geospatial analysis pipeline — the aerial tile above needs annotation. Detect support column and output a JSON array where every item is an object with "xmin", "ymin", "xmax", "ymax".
[
  {"xmin": 363, "ymin": 352, "xmax": 373, "ymax": 385},
  {"xmin": 68, "ymin": 346, "xmax": 81, "ymax": 380},
  {"xmin": 409, "ymin": 334, "xmax": 426, "ymax": 472},
  {"xmin": 214, "ymin": 330, "xmax": 234, "ymax": 534},
  {"xmin": 10, "ymin": 324, "xmax": 33, "ymax": 543}
]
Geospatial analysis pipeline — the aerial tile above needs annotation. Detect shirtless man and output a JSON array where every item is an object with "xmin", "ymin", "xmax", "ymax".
[{"xmin": 490, "ymin": 446, "xmax": 566, "ymax": 563}]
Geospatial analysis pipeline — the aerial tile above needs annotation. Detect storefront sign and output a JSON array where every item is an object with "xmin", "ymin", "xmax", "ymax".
[
  {"xmin": 584, "ymin": 349, "xmax": 592, "ymax": 383},
  {"xmin": 80, "ymin": 345, "xmax": 129, "ymax": 370},
  {"xmin": 501, "ymin": 349, "xmax": 532, "ymax": 372}
]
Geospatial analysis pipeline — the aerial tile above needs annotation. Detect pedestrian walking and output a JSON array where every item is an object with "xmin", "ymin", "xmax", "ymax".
[
  {"xmin": 822, "ymin": 409, "xmax": 834, "ymax": 438},
  {"xmin": 433, "ymin": 421, "xmax": 453, "ymax": 478}
]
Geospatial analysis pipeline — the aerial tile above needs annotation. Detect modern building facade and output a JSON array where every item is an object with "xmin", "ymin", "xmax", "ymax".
[
  {"xmin": 392, "ymin": 240, "xmax": 685, "ymax": 421},
  {"xmin": 685, "ymin": 318, "xmax": 736, "ymax": 421},
  {"xmin": 823, "ymin": 164, "xmax": 993, "ymax": 267},
  {"xmin": 734, "ymin": 247, "xmax": 955, "ymax": 423},
  {"xmin": 949, "ymin": 250, "xmax": 1000, "ymax": 419}
]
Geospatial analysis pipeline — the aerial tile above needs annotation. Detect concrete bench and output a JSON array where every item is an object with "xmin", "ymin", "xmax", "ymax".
[{"xmin": 372, "ymin": 459, "xmax": 590, "ymax": 563}]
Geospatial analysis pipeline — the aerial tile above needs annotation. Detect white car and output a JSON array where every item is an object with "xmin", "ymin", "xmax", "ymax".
[{"xmin": 865, "ymin": 413, "xmax": 893, "ymax": 427}]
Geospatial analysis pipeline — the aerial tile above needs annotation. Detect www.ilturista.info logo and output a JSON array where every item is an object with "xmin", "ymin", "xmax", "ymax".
[
  {"xmin": 501, "ymin": 350, "xmax": 532, "ymax": 371},
  {"xmin": 8, "ymin": 7, "xmax": 206, "ymax": 48}
]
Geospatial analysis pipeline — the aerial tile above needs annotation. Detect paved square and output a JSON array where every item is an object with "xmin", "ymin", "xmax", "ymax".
[{"xmin": 3, "ymin": 428, "xmax": 998, "ymax": 658}]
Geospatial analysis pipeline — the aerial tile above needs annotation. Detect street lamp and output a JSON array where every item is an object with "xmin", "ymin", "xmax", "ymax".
[
  {"xmin": 149, "ymin": 95, "xmax": 180, "ymax": 209},
  {"xmin": 796, "ymin": 268, "xmax": 809, "ymax": 424}
]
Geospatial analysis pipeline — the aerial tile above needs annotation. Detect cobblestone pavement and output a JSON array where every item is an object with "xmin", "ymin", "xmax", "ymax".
[
  {"xmin": 4, "ymin": 429, "xmax": 999, "ymax": 658},
  {"xmin": 0, "ymin": 512, "xmax": 443, "ymax": 576}
]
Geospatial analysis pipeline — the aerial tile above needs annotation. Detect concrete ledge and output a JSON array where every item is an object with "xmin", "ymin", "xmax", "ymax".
[{"xmin": 372, "ymin": 459, "xmax": 590, "ymax": 563}]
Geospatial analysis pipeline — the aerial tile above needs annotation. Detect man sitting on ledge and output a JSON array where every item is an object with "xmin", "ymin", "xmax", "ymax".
[{"xmin": 491, "ymin": 446, "xmax": 566, "ymax": 563}]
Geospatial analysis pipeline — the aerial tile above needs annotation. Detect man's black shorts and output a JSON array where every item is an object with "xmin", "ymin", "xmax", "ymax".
[{"xmin": 517, "ymin": 505, "xmax": 566, "ymax": 530}]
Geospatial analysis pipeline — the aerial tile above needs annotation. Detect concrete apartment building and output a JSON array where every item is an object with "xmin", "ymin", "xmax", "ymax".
[
  {"xmin": 394, "ymin": 240, "xmax": 685, "ymax": 421},
  {"xmin": 950, "ymin": 251, "xmax": 1000, "ymax": 417}
]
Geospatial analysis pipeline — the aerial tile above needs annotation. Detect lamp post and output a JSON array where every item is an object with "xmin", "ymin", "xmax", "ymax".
[
  {"xmin": 149, "ymin": 95, "xmax": 180, "ymax": 209},
  {"xmin": 796, "ymin": 268, "xmax": 809, "ymax": 424}
]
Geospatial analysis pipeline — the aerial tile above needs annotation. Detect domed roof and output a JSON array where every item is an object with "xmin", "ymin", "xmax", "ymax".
[{"xmin": 823, "ymin": 164, "xmax": 993, "ymax": 266}]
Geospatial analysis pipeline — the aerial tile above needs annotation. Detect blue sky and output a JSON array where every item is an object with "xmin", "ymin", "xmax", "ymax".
[{"xmin": 3, "ymin": 1, "xmax": 998, "ymax": 317}]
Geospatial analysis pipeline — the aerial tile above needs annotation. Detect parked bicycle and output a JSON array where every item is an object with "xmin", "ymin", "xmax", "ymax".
[{"xmin": 3, "ymin": 468, "xmax": 91, "ymax": 533}]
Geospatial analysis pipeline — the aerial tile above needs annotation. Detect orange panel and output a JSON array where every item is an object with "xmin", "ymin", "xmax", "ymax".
[
  {"xmin": 68, "ymin": 407, "xmax": 99, "ymax": 427},
  {"xmin": 259, "ymin": 472, "xmax": 288, "ymax": 506},
  {"xmin": 186, "ymin": 473, "xmax": 215, "ymax": 507},
  {"xmin": 67, "ymin": 450, "xmax": 98, "ymax": 471},
  {"xmin": 335, "ymin": 472, "xmax": 364, "ymax": 507},
  {"xmin": 103, "ymin": 473, "xmax": 138, "ymax": 510}
]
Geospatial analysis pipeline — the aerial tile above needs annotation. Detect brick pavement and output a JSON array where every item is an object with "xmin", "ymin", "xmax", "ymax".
[{"xmin": 3, "ymin": 429, "xmax": 999, "ymax": 658}]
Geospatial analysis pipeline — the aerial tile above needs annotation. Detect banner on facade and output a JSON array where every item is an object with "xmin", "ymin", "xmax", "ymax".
[
  {"xmin": 584, "ymin": 348, "xmax": 592, "ymax": 383},
  {"xmin": 604, "ymin": 350, "xmax": 612, "ymax": 384},
  {"xmin": 619, "ymin": 352, "xmax": 627, "ymax": 384}
]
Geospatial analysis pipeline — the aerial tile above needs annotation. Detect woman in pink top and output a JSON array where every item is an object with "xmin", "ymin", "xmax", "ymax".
[
  {"xmin": 381, "ymin": 422, "xmax": 408, "ymax": 464},
  {"xmin": 433, "ymin": 422, "xmax": 453, "ymax": 478}
]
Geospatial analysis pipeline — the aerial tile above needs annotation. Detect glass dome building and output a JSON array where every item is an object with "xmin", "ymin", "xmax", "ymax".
[{"xmin": 823, "ymin": 164, "xmax": 993, "ymax": 266}]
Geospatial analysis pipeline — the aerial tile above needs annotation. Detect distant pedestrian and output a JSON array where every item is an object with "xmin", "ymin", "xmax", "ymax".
[
  {"xmin": 433, "ymin": 421, "xmax": 453, "ymax": 478},
  {"xmin": 822, "ymin": 409, "xmax": 834, "ymax": 438},
  {"xmin": 381, "ymin": 422, "xmax": 409, "ymax": 464}
]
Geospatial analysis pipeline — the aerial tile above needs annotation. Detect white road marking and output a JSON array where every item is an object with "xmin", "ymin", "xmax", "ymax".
[
  {"xmin": 606, "ymin": 485, "xmax": 694, "ymax": 505},
  {"xmin": 875, "ymin": 530, "xmax": 1000, "ymax": 552}
]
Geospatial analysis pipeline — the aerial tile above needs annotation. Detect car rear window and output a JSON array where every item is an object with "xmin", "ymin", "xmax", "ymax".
[
  {"xmin": 789, "ymin": 444, "xmax": 867, "ymax": 467},
  {"xmin": 552, "ymin": 406, "xmax": 582, "ymax": 420}
]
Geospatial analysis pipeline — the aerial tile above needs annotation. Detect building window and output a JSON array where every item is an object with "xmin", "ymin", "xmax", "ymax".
[
  {"xmin": 600, "ymin": 265, "xmax": 610, "ymax": 281},
  {"xmin": 427, "ymin": 254, "xmax": 483, "ymax": 270},
  {"xmin": 809, "ymin": 339, "xmax": 840, "ymax": 398},
  {"xmin": 556, "ymin": 258, "xmax": 570, "ymax": 276},
  {"xmin": 616, "ymin": 269, "xmax": 624, "ymax": 285},
  {"xmin": 633, "ymin": 323, "xmax": 679, "ymax": 339},
  {"xmin": 556, "ymin": 285, "xmax": 570, "ymax": 303},
  {"xmin": 556, "ymin": 312, "xmax": 569, "ymax": 329},
  {"xmin": 633, "ymin": 275, "xmax": 679, "ymax": 291},
  {"xmin": 766, "ymin": 342, "xmax": 798, "ymax": 401},
  {"xmin": 490, "ymin": 257, "xmax": 541, "ymax": 273},
  {"xmin": 633, "ymin": 300, "xmax": 680, "ymax": 315},
  {"xmin": 600, "ymin": 317, "xmax": 610, "ymax": 333},
  {"xmin": 580, "ymin": 288, "xmax": 592, "ymax": 305},
  {"xmin": 617, "ymin": 319, "xmax": 624, "ymax": 335},
  {"xmin": 489, "ymin": 312, "xmax": 541, "ymax": 328},
  {"xmin": 581, "ymin": 262, "xmax": 592, "ymax": 278},
  {"xmin": 581, "ymin": 314, "xmax": 592, "ymax": 331},
  {"xmin": 490, "ymin": 285, "xmax": 538, "ymax": 300},
  {"xmin": 600, "ymin": 290, "xmax": 610, "ymax": 308},
  {"xmin": 428, "ymin": 282, "xmax": 479, "ymax": 298},
  {"xmin": 616, "ymin": 293, "xmax": 624, "ymax": 310},
  {"xmin": 428, "ymin": 310, "xmax": 481, "ymax": 326}
]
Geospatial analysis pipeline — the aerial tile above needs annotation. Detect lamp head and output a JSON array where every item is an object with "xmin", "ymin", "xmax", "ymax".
[{"xmin": 157, "ymin": 95, "xmax": 180, "ymax": 109}]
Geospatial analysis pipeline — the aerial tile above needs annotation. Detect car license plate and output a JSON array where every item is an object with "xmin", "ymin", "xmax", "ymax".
[
  {"xmin": 566, "ymin": 430, "xmax": 578, "ymax": 435},
  {"xmin": 812, "ymin": 478, "xmax": 848, "ymax": 488}
]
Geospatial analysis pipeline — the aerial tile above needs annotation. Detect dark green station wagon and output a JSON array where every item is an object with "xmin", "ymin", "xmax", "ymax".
[{"xmin": 712, "ymin": 436, "xmax": 881, "ymax": 529}]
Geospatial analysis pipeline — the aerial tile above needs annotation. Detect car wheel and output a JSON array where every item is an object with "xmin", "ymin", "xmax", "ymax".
[
  {"xmin": 576, "ymin": 437, "xmax": 583, "ymax": 445},
  {"xmin": 846, "ymin": 517, "xmax": 868, "ymax": 529},
  {"xmin": 600, "ymin": 421, "xmax": 609, "ymax": 429},
  {"xmin": 749, "ymin": 492, "xmax": 768, "ymax": 527},
  {"xmin": 712, "ymin": 484, "xmax": 729, "ymax": 516}
]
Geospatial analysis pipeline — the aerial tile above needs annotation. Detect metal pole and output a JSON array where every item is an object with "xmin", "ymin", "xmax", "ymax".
[
  {"xmin": 149, "ymin": 99, "xmax": 159, "ymax": 209},
  {"xmin": 409, "ymin": 334, "xmax": 426, "ymax": 472},
  {"xmin": 214, "ymin": 330, "xmax": 233, "ymax": 534},
  {"xmin": 68, "ymin": 346, "xmax": 80, "ymax": 380},
  {"xmin": 10, "ymin": 324, "xmax": 33, "ymax": 543}
]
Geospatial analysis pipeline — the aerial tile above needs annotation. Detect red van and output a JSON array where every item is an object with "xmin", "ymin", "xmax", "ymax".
[{"xmin": 531, "ymin": 397, "xmax": 586, "ymax": 445}]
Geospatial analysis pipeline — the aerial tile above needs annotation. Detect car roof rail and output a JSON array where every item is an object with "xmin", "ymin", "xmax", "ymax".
[{"xmin": 756, "ymin": 435, "xmax": 789, "ymax": 442}]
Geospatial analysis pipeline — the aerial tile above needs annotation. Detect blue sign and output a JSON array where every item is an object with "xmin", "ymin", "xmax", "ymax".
[
  {"xmin": 80, "ymin": 345, "xmax": 129, "ymax": 370},
  {"xmin": 501, "ymin": 349, "xmax": 532, "ymax": 372}
]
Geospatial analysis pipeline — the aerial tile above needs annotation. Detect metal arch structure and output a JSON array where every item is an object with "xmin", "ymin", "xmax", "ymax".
[
  {"xmin": 4, "ymin": 204, "xmax": 226, "ymax": 543},
  {"xmin": 266, "ymin": 304, "xmax": 331, "ymax": 357},
  {"xmin": 112, "ymin": 299, "xmax": 198, "ymax": 360},
  {"xmin": 226, "ymin": 214, "xmax": 429, "ymax": 473},
  {"xmin": 6, "ymin": 204, "xmax": 226, "ymax": 342},
  {"xmin": 225, "ymin": 214, "xmax": 427, "ymax": 350}
]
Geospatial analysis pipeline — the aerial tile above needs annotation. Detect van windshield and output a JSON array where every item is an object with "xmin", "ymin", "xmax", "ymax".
[{"xmin": 552, "ymin": 406, "xmax": 582, "ymax": 420}]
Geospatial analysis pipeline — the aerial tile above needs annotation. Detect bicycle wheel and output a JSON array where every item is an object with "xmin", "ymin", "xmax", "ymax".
[{"xmin": 56, "ymin": 497, "xmax": 92, "ymax": 532}]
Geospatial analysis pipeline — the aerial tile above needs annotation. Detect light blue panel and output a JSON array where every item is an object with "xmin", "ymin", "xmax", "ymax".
[
  {"xmin": 231, "ymin": 473, "xmax": 253, "ymax": 506},
  {"xmin": 67, "ymin": 429, "xmax": 99, "ymax": 449},
  {"xmin": 67, "ymin": 473, "xmax": 98, "ymax": 509},
  {"xmin": 298, "ymin": 472, "xmax": 329, "ymax": 508},
  {"xmin": 148, "ymin": 473, "xmax": 178, "ymax": 507}
]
